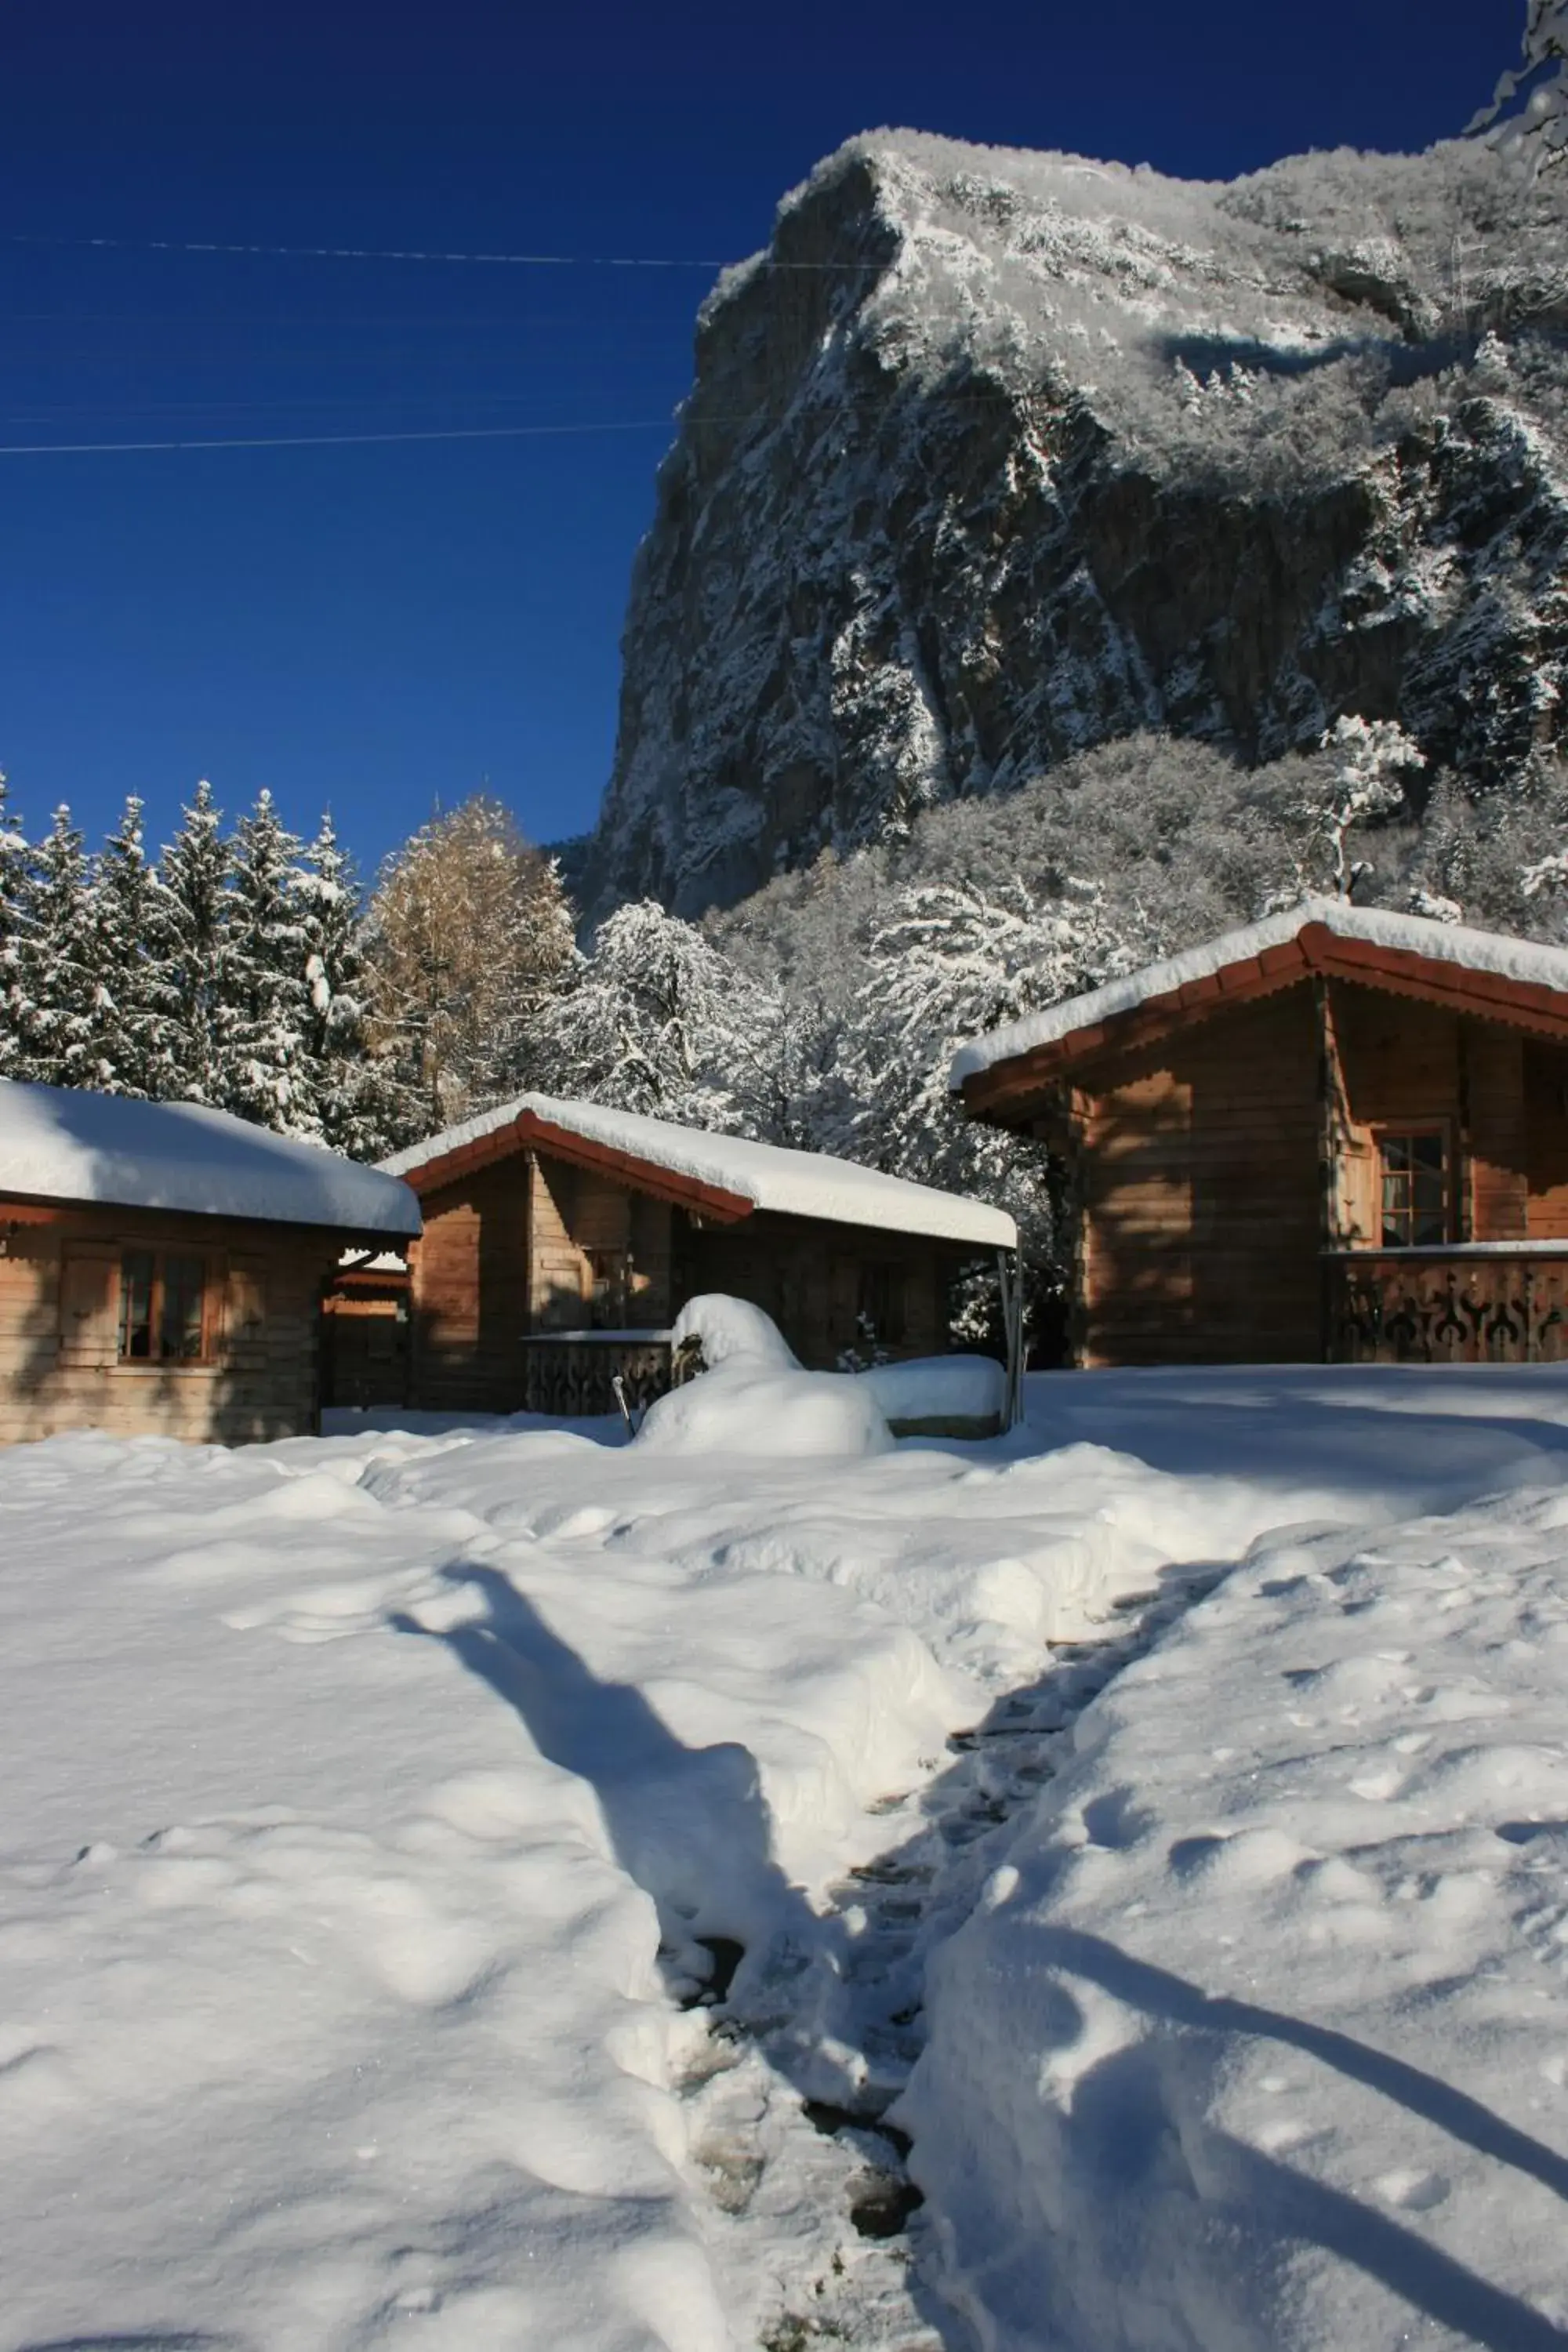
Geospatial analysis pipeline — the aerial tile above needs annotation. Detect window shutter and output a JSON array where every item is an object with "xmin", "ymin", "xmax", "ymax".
[{"xmin": 59, "ymin": 1247, "xmax": 120, "ymax": 1367}]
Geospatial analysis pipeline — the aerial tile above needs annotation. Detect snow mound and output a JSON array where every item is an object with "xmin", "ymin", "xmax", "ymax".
[
  {"xmin": 858, "ymin": 1353, "xmax": 1007, "ymax": 1428},
  {"xmin": 636, "ymin": 1366, "xmax": 894, "ymax": 1459},
  {"xmin": 639, "ymin": 1298, "xmax": 891, "ymax": 1458},
  {"xmin": 670, "ymin": 1292, "xmax": 799, "ymax": 1370}
]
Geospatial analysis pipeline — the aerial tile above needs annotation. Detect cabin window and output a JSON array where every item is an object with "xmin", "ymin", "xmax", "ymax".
[
  {"xmin": 1377, "ymin": 1131, "xmax": 1450, "ymax": 1247},
  {"xmin": 858, "ymin": 1261, "xmax": 908, "ymax": 1345},
  {"xmin": 118, "ymin": 1249, "xmax": 211, "ymax": 1363},
  {"xmin": 585, "ymin": 1247, "xmax": 630, "ymax": 1328}
]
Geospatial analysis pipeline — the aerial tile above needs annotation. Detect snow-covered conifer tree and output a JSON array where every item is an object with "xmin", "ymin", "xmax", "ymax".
[
  {"xmin": 532, "ymin": 900, "xmax": 783, "ymax": 1134},
  {"xmin": 0, "ymin": 776, "xmax": 30, "ymax": 1074},
  {"xmin": 15, "ymin": 807, "xmax": 97, "ymax": 1088},
  {"xmin": 218, "ymin": 789, "xmax": 313, "ymax": 1133},
  {"xmin": 296, "ymin": 814, "xmax": 405, "ymax": 1157},
  {"xmin": 82, "ymin": 795, "xmax": 169, "ymax": 1095},
  {"xmin": 155, "ymin": 780, "xmax": 231, "ymax": 1105}
]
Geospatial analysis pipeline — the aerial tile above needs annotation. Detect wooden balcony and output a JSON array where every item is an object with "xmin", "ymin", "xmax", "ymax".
[
  {"xmin": 520, "ymin": 1330, "xmax": 672, "ymax": 1417},
  {"xmin": 1324, "ymin": 1247, "xmax": 1568, "ymax": 1365}
]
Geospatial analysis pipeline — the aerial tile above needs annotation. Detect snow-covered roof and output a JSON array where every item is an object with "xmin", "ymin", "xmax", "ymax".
[
  {"xmin": 950, "ymin": 898, "xmax": 1568, "ymax": 1087},
  {"xmin": 382, "ymin": 1093, "xmax": 1017, "ymax": 1250},
  {"xmin": 0, "ymin": 1080, "xmax": 422, "ymax": 1237}
]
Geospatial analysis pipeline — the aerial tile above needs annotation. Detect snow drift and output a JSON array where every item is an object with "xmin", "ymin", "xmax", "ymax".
[
  {"xmin": 636, "ymin": 1297, "xmax": 894, "ymax": 1457},
  {"xmin": 903, "ymin": 1490, "xmax": 1568, "ymax": 2351}
]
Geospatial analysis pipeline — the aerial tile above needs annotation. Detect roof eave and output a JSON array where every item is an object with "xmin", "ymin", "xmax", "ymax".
[
  {"xmin": 0, "ymin": 1183, "xmax": 420, "ymax": 1244},
  {"xmin": 959, "ymin": 927, "xmax": 1568, "ymax": 1123},
  {"xmin": 391, "ymin": 1107, "xmax": 757, "ymax": 1225}
]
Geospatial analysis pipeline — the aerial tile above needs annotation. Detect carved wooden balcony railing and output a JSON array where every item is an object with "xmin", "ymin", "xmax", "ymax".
[
  {"xmin": 520, "ymin": 1330, "xmax": 672, "ymax": 1417},
  {"xmin": 1325, "ymin": 1248, "xmax": 1568, "ymax": 1365}
]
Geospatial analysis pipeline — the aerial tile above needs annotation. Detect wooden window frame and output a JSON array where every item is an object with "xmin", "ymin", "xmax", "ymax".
[
  {"xmin": 116, "ymin": 1247, "xmax": 217, "ymax": 1367},
  {"xmin": 583, "ymin": 1245, "xmax": 631, "ymax": 1329},
  {"xmin": 1372, "ymin": 1123, "xmax": 1454, "ymax": 1250}
]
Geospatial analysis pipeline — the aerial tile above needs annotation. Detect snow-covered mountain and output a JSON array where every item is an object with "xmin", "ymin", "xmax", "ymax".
[{"xmin": 582, "ymin": 129, "xmax": 1568, "ymax": 918}]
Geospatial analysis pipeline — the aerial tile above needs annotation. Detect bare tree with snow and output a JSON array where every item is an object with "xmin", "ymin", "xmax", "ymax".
[
  {"xmin": 1302, "ymin": 717, "xmax": 1427, "ymax": 902},
  {"xmin": 361, "ymin": 797, "xmax": 575, "ymax": 1131},
  {"xmin": 1472, "ymin": 2, "xmax": 1568, "ymax": 168}
]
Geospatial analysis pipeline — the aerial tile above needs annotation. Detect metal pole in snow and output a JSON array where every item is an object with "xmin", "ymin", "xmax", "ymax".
[{"xmin": 996, "ymin": 1247, "xmax": 1024, "ymax": 1430}]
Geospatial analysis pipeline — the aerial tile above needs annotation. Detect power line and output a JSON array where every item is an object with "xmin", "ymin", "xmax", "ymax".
[
  {"xmin": 0, "ymin": 376, "xmax": 1063, "ymax": 452},
  {"xmin": 0, "ymin": 418, "xmax": 674, "ymax": 456},
  {"xmin": 5, "ymin": 231, "xmax": 879, "ymax": 274}
]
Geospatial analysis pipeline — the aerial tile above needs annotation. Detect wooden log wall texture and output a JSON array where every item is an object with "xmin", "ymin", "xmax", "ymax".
[
  {"xmin": 0, "ymin": 1201, "xmax": 336, "ymax": 1445},
  {"xmin": 1074, "ymin": 986, "xmax": 1322, "ymax": 1366},
  {"xmin": 528, "ymin": 1152, "xmax": 586, "ymax": 1330},
  {"xmin": 1071, "ymin": 979, "xmax": 1568, "ymax": 1367},
  {"xmin": 412, "ymin": 1151, "xmax": 677, "ymax": 1412},
  {"xmin": 1526, "ymin": 1041, "xmax": 1568, "ymax": 1240},
  {"xmin": 321, "ymin": 1291, "xmax": 408, "ymax": 1410},
  {"xmin": 681, "ymin": 1209, "xmax": 952, "ymax": 1369},
  {"xmin": 1334, "ymin": 986, "xmax": 1530, "ymax": 1243},
  {"xmin": 411, "ymin": 1156, "xmax": 530, "ymax": 1410},
  {"xmin": 528, "ymin": 1155, "xmax": 672, "ymax": 1330}
]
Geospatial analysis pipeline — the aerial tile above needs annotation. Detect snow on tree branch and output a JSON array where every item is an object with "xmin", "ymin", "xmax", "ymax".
[
  {"xmin": 1471, "ymin": 1, "xmax": 1568, "ymax": 168},
  {"xmin": 1308, "ymin": 717, "xmax": 1426, "ymax": 902}
]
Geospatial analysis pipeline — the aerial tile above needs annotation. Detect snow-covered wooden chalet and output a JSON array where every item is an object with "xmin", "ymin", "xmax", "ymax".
[
  {"xmin": 952, "ymin": 899, "xmax": 1568, "ymax": 1368},
  {"xmin": 0, "ymin": 1078, "xmax": 420, "ymax": 1445},
  {"xmin": 351, "ymin": 1095, "xmax": 1018, "ymax": 1416}
]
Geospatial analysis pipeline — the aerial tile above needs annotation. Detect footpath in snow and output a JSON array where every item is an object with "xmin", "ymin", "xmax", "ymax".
[{"xmin": 2, "ymin": 1358, "xmax": 1568, "ymax": 2348}]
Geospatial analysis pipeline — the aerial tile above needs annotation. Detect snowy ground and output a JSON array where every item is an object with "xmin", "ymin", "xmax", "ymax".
[{"xmin": 3, "ymin": 1367, "xmax": 1568, "ymax": 2349}]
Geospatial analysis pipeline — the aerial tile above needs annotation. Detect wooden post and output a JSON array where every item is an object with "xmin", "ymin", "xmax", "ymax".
[
  {"xmin": 1061, "ymin": 1093, "xmax": 1091, "ymax": 1370},
  {"xmin": 996, "ymin": 1247, "xmax": 1024, "ymax": 1429},
  {"xmin": 1316, "ymin": 977, "xmax": 1344, "ymax": 1359},
  {"xmin": 1456, "ymin": 1021, "xmax": 1473, "ymax": 1244}
]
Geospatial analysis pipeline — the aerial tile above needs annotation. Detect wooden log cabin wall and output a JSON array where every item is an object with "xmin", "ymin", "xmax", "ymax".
[
  {"xmin": 0, "ymin": 1079, "xmax": 422, "ymax": 1446},
  {"xmin": 952, "ymin": 903, "xmax": 1568, "ymax": 1370},
  {"xmin": 319, "ymin": 1259, "xmax": 410, "ymax": 1413},
  {"xmin": 0, "ymin": 1205, "xmax": 347, "ymax": 1446},
  {"xmin": 409, "ymin": 1152, "xmax": 677, "ymax": 1414},
  {"xmin": 1067, "ymin": 985, "xmax": 1323, "ymax": 1365},
  {"xmin": 677, "ymin": 1208, "xmax": 948, "ymax": 1365},
  {"xmin": 405, "ymin": 1150, "xmax": 959, "ymax": 1412},
  {"xmin": 376, "ymin": 1097, "xmax": 1018, "ymax": 1417}
]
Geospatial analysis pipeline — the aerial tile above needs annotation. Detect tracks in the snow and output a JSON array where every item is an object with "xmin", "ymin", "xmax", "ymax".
[{"xmin": 680, "ymin": 1562, "xmax": 1228, "ymax": 2350}]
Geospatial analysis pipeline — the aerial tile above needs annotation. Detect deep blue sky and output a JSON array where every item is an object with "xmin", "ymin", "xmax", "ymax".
[{"xmin": 0, "ymin": 0, "xmax": 1520, "ymax": 884}]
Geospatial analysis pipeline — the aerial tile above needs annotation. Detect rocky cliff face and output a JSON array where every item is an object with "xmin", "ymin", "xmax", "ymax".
[{"xmin": 583, "ymin": 130, "xmax": 1568, "ymax": 918}]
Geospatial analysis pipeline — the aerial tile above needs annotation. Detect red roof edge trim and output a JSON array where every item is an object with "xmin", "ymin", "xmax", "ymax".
[
  {"xmin": 395, "ymin": 1109, "xmax": 756, "ymax": 1225},
  {"xmin": 960, "ymin": 947, "xmax": 1310, "ymax": 1113},
  {"xmin": 961, "ymin": 924, "xmax": 1568, "ymax": 1122}
]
